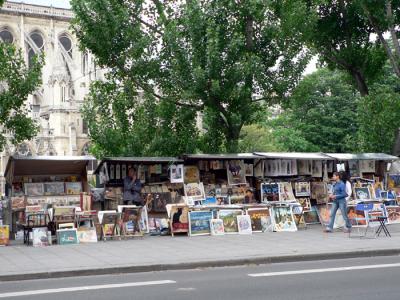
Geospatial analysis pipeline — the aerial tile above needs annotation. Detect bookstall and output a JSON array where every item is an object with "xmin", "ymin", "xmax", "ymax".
[
  {"xmin": 94, "ymin": 157, "xmax": 184, "ymax": 235},
  {"xmin": 3, "ymin": 155, "xmax": 96, "ymax": 245}
]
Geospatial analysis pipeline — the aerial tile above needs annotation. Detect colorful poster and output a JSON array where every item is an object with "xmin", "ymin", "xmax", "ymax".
[
  {"xmin": 218, "ymin": 209, "xmax": 243, "ymax": 233},
  {"xmin": 170, "ymin": 164, "xmax": 184, "ymax": 183},
  {"xmin": 188, "ymin": 211, "xmax": 213, "ymax": 236},
  {"xmin": 237, "ymin": 215, "xmax": 252, "ymax": 234},
  {"xmin": 210, "ymin": 219, "xmax": 225, "ymax": 236},
  {"xmin": 298, "ymin": 198, "xmax": 311, "ymax": 212},
  {"xmin": 170, "ymin": 206, "xmax": 189, "ymax": 234},
  {"xmin": 261, "ymin": 183, "xmax": 279, "ymax": 202},
  {"xmin": 77, "ymin": 228, "xmax": 98, "ymax": 243},
  {"xmin": 354, "ymin": 187, "xmax": 372, "ymax": 200},
  {"xmin": 272, "ymin": 206, "xmax": 297, "ymax": 232},
  {"xmin": 347, "ymin": 206, "xmax": 367, "ymax": 227},
  {"xmin": 385, "ymin": 206, "xmax": 400, "ymax": 224},
  {"xmin": 279, "ymin": 182, "xmax": 296, "ymax": 202},
  {"xmin": 295, "ymin": 182, "xmax": 311, "ymax": 197},
  {"xmin": 0, "ymin": 225, "xmax": 9, "ymax": 246},
  {"xmin": 226, "ymin": 160, "xmax": 247, "ymax": 185},
  {"xmin": 184, "ymin": 183, "xmax": 205, "ymax": 200}
]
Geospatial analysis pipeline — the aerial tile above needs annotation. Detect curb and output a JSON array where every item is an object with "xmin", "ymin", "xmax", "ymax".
[{"xmin": 1, "ymin": 248, "xmax": 400, "ymax": 281}]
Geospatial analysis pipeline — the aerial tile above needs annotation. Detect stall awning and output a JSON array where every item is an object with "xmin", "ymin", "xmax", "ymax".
[
  {"xmin": 253, "ymin": 152, "xmax": 332, "ymax": 160},
  {"xmin": 325, "ymin": 153, "xmax": 398, "ymax": 161},
  {"xmin": 94, "ymin": 157, "xmax": 183, "ymax": 174},
  {"xmin": 4, "ymin": 155, "xmax": 96, "ymax": 183},
  {"xmin": 182, "ymin": 153, "xmax": 260, "ymax": 160}
]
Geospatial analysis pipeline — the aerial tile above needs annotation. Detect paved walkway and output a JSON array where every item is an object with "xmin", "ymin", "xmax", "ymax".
[{"xmin": 1, "ymin": 224, "xmax": 400, "ymax": 280}]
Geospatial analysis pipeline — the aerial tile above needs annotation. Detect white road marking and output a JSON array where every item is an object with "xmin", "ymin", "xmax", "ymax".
[
  {"xmin": 0, "ymin": 280, "xmax": 176, "ymax": 298},
  {"xmin": 248, "ymin": 263, "xmax": 400, "ymax": 277}
]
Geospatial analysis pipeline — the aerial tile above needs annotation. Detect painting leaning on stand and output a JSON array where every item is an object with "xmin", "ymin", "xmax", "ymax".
[{"xmin": 324, "ymin": 172, "xmax": 352, "ymax": 233}]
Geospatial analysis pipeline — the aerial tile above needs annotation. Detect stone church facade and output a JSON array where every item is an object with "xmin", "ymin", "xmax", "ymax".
[{"xmin": 0, "ymin": 1, "xmax": 103, "ymax": 193}]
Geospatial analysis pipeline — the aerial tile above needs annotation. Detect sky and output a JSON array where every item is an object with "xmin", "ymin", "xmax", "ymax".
[{"xmin": 9, "ymin": 0, "xmax": 71, "ymax": 9}]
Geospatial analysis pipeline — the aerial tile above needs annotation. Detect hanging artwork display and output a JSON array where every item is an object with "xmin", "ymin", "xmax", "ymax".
[
  {"xmin": 353, "ymin": 187, "xmax": 372, "ymax": 200},
  {"xmin": 246, "ymin": 208, "xmax": 271, "ymax": 232},
  {"xmin": 254, "ymin": 160, "xmax": 263, "ymax": 177},
  {"xmin": 348, "ymin": 160, "xmax": 360, "ymax": 177},
  {"xmin": 237, "ymin": 215, "xmax": 252, "ymax": 234},
  {"xmin": 385, "ymin": 206, "xmax": 400, "ymax": 224},
  {"xmin": 226, "ymin": 160, "xmax": 247, "ymax": 185},
  {"xmin": 311, "ymin": 182, "xmax": 328, "ymax": 204},
  {"xmin": 244, "ymin": 164, "xmax": 254, "ymax": 177},
  {"xmin": 115, "ymin": 164, "xmax": 121, "ymax": 180},
  {"xmin": 184, "ymin": 166, "xmax": 200, "ymax": 183},
  {"xmin": 121, "ymin": 164, "xmax": 127, "ymax": 179},
  {"xmin": 272, "ymin": 206, "xmax": 297, "ymax": 232},
  {"xmin": 298, "ymin": 160, "xmax": 312, "ymax": 175},
  {"xmin": 218, "ymin": 209, "xmax": 243, "ymax": 234},
  {"xmin": 312, "ymin": 161, "xmax": 322, "ymax": 178},
  {"xmin": 170, "ymin": 164, "xmax": 184, "ymax": 183},
  {"xmin": 184, "ymin": 183, "xmax": 205, "ymax": 200},
  {"xmin": 295, "ymin": 182, "xmax": 311, "ymax": 197},
  {"xmin": 303, "ymin": 207, "xmax": 320, "ymax": 224},
  {"xmin": 32, "ymin": 227, "xmax": 49, "ymax": 247},
  {"xmin": 188, "ymin": 211, "xmax": 213, "ymax": 236},
  {"xmin": 279, "ymin": 182, "xmax": 296, "ymax": 202},
  {"xmin": 210, "ymin": 219, "xmax": 225, "ymax": 235},
  {"xmin": 359, "ymin": 160, "xmax": 375, "ymax": 173},
  {"xmin": 109, "ymin": 164, "xmax": 115, "ymax": 180},
  {"xmin": 261, "ymin": 183, "xmax": 279, "ymax": 202}
]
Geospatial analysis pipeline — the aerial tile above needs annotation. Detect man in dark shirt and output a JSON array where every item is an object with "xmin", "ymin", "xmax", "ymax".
[{"xmin": 123, "ymin": 167, "xmax": 143, "ymax": 206}]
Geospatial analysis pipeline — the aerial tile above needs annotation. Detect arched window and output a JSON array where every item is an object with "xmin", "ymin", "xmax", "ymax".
[
  {"xmin": 59, "ymin": 34, "xmax": 72, "ymax": 58},
  {"xmin": 28, "ymin": 30, "xmax": 45, "ymax": 68},
  {"xmin": 0, "ymin": 28, "xmax": 13, "ymax": 43}
]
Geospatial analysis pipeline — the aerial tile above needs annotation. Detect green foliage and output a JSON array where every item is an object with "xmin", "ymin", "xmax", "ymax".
[
  {"xmin": 0, "ymin": 42, "xmax": 42, "ymax": 150},
  {"xmin": 71, "ymin": 0, "xmax": 309, "ymax": 155},
  {"xmin": 238, "ymin": 124, "xmax": 282, "ymax": 153},
  {"xmin": 271, "ymin": 68, "xmax": 359, "ymax": 152}
]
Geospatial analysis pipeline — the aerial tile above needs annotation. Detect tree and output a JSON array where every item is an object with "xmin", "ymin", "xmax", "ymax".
[
  {"xmin": 271, "ymin": 68, "xmax": 359, "ymax": 152},
  {"xmin": 238, "ymin": 124, "xmax": 281, "ymax": 153},
  {"xmin": 275, "ymin": 0, "xmax": 387, "ymax": 96},
  {"xmin": 0, "ymin": 18, "xmax": 42, "ymax": 151},
  {"xmin": 71, "ymin": 0, "xmax": 309, "ymax": 154}
]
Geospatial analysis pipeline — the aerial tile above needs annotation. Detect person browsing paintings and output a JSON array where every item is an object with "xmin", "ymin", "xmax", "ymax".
[
  {"xmin": 324, "ymin": 172, "xmax": 352, "ymax": 233},
  {"xmin": 123, "ymin": 167, "xmax": 143, "ymax": 206}
]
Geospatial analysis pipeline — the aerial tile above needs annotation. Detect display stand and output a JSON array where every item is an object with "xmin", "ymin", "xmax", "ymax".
[
  {"xmin": 53, "ymin": 206, "xmax": 76, "ymax": 230},
  {"xmin": 23, "ymin": 212, "xmax": 50, "ymax": 246},
  {"xmin": 119, "ymin": 206, "xmax": 143, "ymax": 238}
]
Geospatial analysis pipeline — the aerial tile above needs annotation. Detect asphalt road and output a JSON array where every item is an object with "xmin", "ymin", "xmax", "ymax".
[{"xmin": 1, "ymin": 255, "xmax": 400, "ymax": 300}]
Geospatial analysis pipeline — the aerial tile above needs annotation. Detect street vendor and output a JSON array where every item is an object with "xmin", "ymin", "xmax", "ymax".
[{"xmin": 123, "ymin": 167, "xmax": 143, "ymax": 206}]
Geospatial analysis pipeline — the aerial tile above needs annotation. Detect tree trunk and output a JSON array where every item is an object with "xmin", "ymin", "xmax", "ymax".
[
  {"xmin": 386, "ymin": 1, "xmax": 400, "ymax": 62},
  {"xmin": 351, "ymin": 69, "xmax": 369, "ymax": 96},
  {"xmin": 392, "ymin": 128, "xmax": 400, "ymax": 156},
  {"xmin": 225, "ymin": 125, "xmax": 241, "ymax": 153}
]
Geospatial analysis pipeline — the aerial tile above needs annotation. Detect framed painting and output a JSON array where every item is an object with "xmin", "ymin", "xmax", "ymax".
[
  {"xmin": 11, "ymin": 197, "xmax": 26, "ymax": 210},
  {"xmin": 348, "ymin": 160, "xmax": 360, "ymax": 177},
  {"xmin": 293, "ymin": 214, "xmax": 306, "ymax": 227},
  {"xmin": 298, "ymin": 160, "xmax": 311, "ymax": 175},
  {"xmin": 246, "ymin": 208, "xmax": 271, "ymax": 232},
  {"xmin": 279, "ymin": 182, "xmax": 296, "ymax": 202},
  {"xmin": 347, "ymin": 206, "xmax": 367, "ymax": 227},
  {"xmin": 227, "ymin": 160, "xmax": 247, "ymax": 185},
  {"xmin": 295, "ymin": 182, "xmax": 311, "ymax": 197},
  {"xmin": 298, "ymin": 198, "xmax": 311, "ymax": 212},
  {"xmin": 77, "ymin": 228, "xmax": 98, "ymax": 243},
  {"xmin": 387, "ymin": 174, "xmax": 400, "ymax": 190},
  {"xmin": 24, "ymin": 183, "xmax": 44, "ymax": 196},
  {"xmin": 354, "ymin": 187, "xmax": 372, "ymax": 201},
  {"xmin": 311, "ymin": 182, "xmax": 328, "ymax": 204},
  {"xmin": 0, "ymin": 225, "xmax": 9, "ymax": 246},
  {"xmin": 188, "ymin": 211, "xmax": 213, "ymax": 236},
  {"xmin": 170, "ymin": 205, "xmax": 189, "ymax": 234},
  {"xmin": 170, "ymin": 164, "xmax": 184, "ymax": 183},
  {"xmin": 237, "ymin": 215, "xmax": 252, "ymax": 234},
  {"xmin": 303, "ymin": 207, "xmax": 320, "ymax": 224},
  {"xmin": 57, "ymin": 229, "xmax": 79, "ymax": 245},
  {"xmin": 44, "ymin": 182, "xmax": 65, "ymax": 196},
  {"xmin": 359, "ymin": 160, "xmax": 375, "ymax": 173},
  {"xmin": 312, "ymin": 161, "xmax": 322, "ymax": 178},
  {"xmin": 184, "ymin": 166, "xmax": 200, "ymax": 183},
  {"xmin": 316, "ymin": 204, "xmax": 344, "ymax": 228},
  {"xmin": 244, "ymin": 164, "xmax": 254, "ymax": 177},
  {"xmin": 218, "ymin": 209, "xmax": 243, "ymax": 234},
  {"xmin": 210, "ymin": 219, "xmax": 225, "ymax": 236},
  {"xmin": 261, "ymin": 183, "xmax": 279, "ymax": 202},
  {"xmin": 32, "ymin": 227, "xmax": 49, "ymax": 247},
  {"xmin": 385, "ymin": 206, "xmax": 400, "ymax": 224},
  {"xmin": 65, "ymin": 182, "xmax": 82, "ymax": 195},
  {"xmin": 271, "ymin": 206, "xmax": 297, "ymax": 232},
  {"xmin": 184, "ymin": 183, "xmax": 205, "ymax": 200}
]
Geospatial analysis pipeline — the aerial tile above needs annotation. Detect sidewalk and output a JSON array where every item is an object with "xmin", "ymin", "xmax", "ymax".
[{"xmin": 1, "ymin": 224, "xmax": 400, "ymax": 281}]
